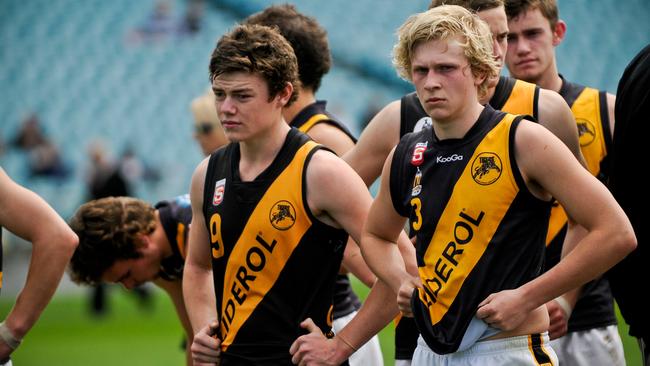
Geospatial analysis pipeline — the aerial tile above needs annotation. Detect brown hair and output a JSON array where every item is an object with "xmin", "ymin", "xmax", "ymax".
[
  {"xmin": 244, "ymin": 4, "xmax": 331, "ymax": 93},
  {"xmin": 429, "ymin": 0, "xmax": 504, "ymax": 12},
  {"xmin": 68, "ymin": 197, "xmax": 155, "ymax": 285},
  {"xmin": 208, "ymin": 23, "xmax": 300, "ymax": 106},
  {"xmin": 504, "ymin": 0, "xmax": 559, "ymax": 28}
]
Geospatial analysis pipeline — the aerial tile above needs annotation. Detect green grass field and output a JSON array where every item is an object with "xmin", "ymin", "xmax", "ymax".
[{"xmin": 0, "ymin": 279, "xmax": 642, "ymax": 365}]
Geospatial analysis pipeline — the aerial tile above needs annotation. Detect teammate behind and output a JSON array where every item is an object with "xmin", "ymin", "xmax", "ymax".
[
  {"xmin": 183, "ymin": 24, "xmax": 400, "ymax": 365},
  {"xmin": 504, "ymin": 0, "xmax": 623, "ymax": 364},
  {"xmin": 191, "ymin": 89, "xmax": 229, "ymax": 156},
  {"xmin": 292, "ymin": 5, "xmax": 625, "ymax": 364},
  {"xmin": 243, "ymin": 5, "xmax": 382, "ymax": 364},
  {"xmin": 68, "ymin": 195, "xmax": 195, "ymax": 365},
  {"xmin": 358, "ymin": 5, "xmax": 634, "ymax": 365},
  {"xmin": 342, "ymin": 1, "xmax": 586, "ymax": 363}
]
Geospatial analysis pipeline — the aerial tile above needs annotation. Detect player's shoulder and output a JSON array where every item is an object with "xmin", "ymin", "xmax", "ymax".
[
  {"xmin": 357, "ymin": 99, "xmax": 402, "ymax": 149},
  {"xmin": 513, "ymin": 116, "xmax": 558, "ymax": 149},
  {"xmin": 368, "ymin": 99, "xmax": 401, "ymax": 128},
  {"xmin": 307, "ymin": 148, "xmax": 356, "ymax": 186},
  {"xmin": 537, "ymin": 87, "xmax": 568, "ymax": 108},
  {"xmin": 308, "ymin": 147, "xmax": 343, "ymax": 170}
]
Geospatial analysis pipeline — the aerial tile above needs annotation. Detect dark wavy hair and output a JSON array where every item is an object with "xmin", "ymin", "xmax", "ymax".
[
  {"xmin": 244, "ymin": 4, "xmax": 332, "ymax": 93},
  {"xmin": 504, "ymin": 0, "xmax": 559, "ymax": 29},
  {"xmin": 68, "ymin": 197, "xmax": 155, "ymax": 285},
  {"xmin": 208, "ymin": 23, "xmax": 300, "ymax": 106},
  {"xmin": 429, "ymin": 0, "xmax": 504, "ymax": 12}
]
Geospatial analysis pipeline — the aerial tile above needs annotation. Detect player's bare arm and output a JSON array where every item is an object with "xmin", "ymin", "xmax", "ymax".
[
  {"xmin": 536, "ymin": 88, "xmax": 587, "ymax": 167},
  {"xmin": 342, "ymin": 100, "xmax": 402, "ymax": 186},
  {"xmin": 306, "ymin": 123, "xmax": 355, "ymax": 157},
  {"xmin": 183, "ymin": 157, "xmax": 220, "ymax": 365},
  {"xmin": 289, "ymin": 150, "xmax": 405, "ymax": 365},
  {"xmin": 303, "ymin": 122, "xmax": 378, "ymax": 286},
  {"xmin": 361, "ymin": 148, "xmax": 421, "ymax": 313},
  {"xmin": 0, "ymin": 168, "xmax": 78, "ymax": 359}
]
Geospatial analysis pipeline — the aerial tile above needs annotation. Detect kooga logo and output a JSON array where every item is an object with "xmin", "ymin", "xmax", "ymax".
[{"xmin": 436, "ymin": 154, "xmax": 463, "ymax": 163}]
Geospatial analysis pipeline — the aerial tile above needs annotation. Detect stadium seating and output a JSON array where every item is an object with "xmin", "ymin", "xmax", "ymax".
[{"xmin": 1, "ymin": 0, "xmax": 648, "ymax": 218}]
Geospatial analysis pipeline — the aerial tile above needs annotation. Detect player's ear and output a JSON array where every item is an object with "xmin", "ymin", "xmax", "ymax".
[
  {"xmin": 472, "ymin": 69, "xmax": 488, "ymax": 88},
  {"xmin": 275, "ymin": 81, "xmax": 294, "ymax": 108},
  {"xmin": 552, "ymin": 20, "xmax": 566, "ymax": 46},
  {"xmin": 136, "ymin": 233, "xmax": 151, "ymax": 249}
]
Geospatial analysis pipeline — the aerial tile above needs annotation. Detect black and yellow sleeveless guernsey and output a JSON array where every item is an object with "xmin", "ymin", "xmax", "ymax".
[
  {"xmin": 155, "ymin": 194, "xmax": 192, "ymax": 281},
  {"xmin": 544, "ymin": 76, "xmax": 615, "ymax": 333},
  {"xmin": 395, "ymin": 75, "xmax": 541, "ymax": 359},
  {"xmin": 290, "ymin": 100, "xmax": 357, "ymax": 144},
  {"xmin": 290, "ymin": 100, "xmax": 361, "ymax": 322},
  {"xmin": 390, "ymin": 106, "xmax": 551, "ymax": 354},
  {"xmin": 202, "ymin": 128, "xmax": 348, "ymax": 365}
]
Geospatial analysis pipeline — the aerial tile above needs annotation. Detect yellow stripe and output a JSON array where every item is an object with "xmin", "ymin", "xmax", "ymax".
[
  {"xmin": 219, "ymin": 141, "xmax": 319, "ymax": 349},
  {"xmin": 418, "ymin": 114, "xmax": 518, "ymax": 324},
  {"xmin": 298, "ymin": 114, "xmax": 329, "ymax": 134},
  {"xmin": 176, "ymin": 223, "xmax": 186, "ymax": 259},
  {"xmin": 502, "ymin": 79, "xmax": 536, "ymax": 116},
  {"xmin": 393, "ymin": 313, "xmax": 403, "ymax": 327}
]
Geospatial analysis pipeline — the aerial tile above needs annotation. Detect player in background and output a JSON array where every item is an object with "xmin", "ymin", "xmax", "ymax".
[{"xmin": 504, "ymin": 1, "xmax": 622, "ymax": 364}]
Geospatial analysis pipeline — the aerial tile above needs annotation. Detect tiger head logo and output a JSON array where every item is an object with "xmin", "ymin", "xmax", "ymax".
[
  {"xmin": 576, "ymin": 119, "xmax": 596, "ymax": 146},
  {"xmin": 471, "ymin": 152, "xmax": 502, "ymax": 185},
  {"xmin": 269, "ymin": 200, "xmax": 296, "ymax": 230}
]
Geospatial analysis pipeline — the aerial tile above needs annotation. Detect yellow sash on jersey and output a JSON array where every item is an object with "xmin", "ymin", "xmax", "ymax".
[
  {"xmin": 417, "ymin": 114, "xmax": 519, "ymax": 324},
  {"xmin": 219, "ymin": 141, "xmax": 318, "ymax": 350}
]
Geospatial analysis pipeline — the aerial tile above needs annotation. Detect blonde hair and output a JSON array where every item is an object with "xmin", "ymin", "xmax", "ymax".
[{"xmin": 393, "ymin": 5, "xmax": 499, "ymax": 99}]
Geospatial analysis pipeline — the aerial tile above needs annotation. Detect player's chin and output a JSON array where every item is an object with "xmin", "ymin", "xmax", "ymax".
[{"xmin": 223, "ymin": 131, "xmax": 245, "ymax": 142}]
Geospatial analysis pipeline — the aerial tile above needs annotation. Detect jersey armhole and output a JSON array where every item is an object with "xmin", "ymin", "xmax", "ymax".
[
  {"xmin": 532, "ymin": 86, "xmax": 540, "ymax": 121},
  {"xmin": 509, "ymin": 116, "xmax": 536, "ymax": 196},
  {"xmin": 300, "ymin": 144, "xmax": 337, "ymax": 226}
]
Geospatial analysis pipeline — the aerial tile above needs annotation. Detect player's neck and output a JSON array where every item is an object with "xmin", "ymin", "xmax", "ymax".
[
  {"xmin": 535, "ymin": 67, "xmax": 563, "ymax": 93},
  {"xmin": 239, "ymin": 121, "xmax": 291, "ymax": 181},
  {"xmin": 283, "ymin": 89, "xmax": 316, "ymax": 124},
  {"xmin": 433, "ymin": 103, "xmax": 484, "ymax": 140}
]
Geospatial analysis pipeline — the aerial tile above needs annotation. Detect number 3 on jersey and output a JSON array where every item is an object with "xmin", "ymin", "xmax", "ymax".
[
  {"xmin": 209, "ymin": 213, "xmax": 225, "ymax": 259},
  {"xmin": 410, "ymin": 197, "xmax": 423, "ymax": 231}
]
